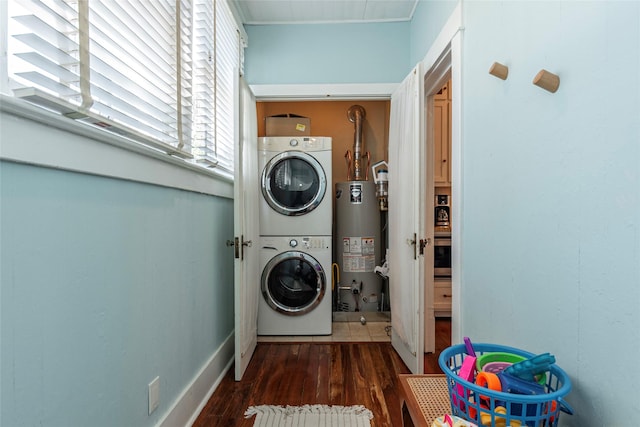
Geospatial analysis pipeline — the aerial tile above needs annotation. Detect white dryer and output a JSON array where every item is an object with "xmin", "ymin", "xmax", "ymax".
[
  {"xmin": 258, "ymin": 235, "xmax": 332, "ymax": 335},
  {"xmin": 258, "ymin": 136, "xmax": 332, "ymax": 236}
]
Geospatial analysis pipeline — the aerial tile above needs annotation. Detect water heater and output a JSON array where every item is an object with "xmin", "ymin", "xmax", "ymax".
[
  {"xmin": 335, "ymin": 181, "xmax": 382, "ymax": 311},
  {"xmin": 334, "ymin": 105, "xmax": 383, "ymax": 312}
]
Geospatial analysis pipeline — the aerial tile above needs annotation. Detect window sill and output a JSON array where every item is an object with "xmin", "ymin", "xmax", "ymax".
[{"xmin": 0, "ymin": 95, "xmax": 233, "ymax": 198}]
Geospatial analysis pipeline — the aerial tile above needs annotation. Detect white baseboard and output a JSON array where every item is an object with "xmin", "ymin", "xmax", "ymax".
[{"xmin": 158, "ymin": 332, "xmax": 235, "ymax": 427}]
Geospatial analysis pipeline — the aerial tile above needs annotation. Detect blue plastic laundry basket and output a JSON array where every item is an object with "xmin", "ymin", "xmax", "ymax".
[{"xmin": 438, "ymin": 343, "xmax": 573, "ymax": 427}]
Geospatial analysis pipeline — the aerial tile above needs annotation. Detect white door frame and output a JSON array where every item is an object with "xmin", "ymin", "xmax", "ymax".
[{"xmin": 420, "ymin": 4, "xmax": 464, "ymax": 345}]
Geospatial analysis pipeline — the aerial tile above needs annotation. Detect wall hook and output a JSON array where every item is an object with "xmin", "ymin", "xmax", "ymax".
[
  {"xmin": 489, "ymin": 62, "xmax": 509, "ymax": 80},
  {"xmin": 533, "ymin": 69, "xmax": 560, "ymax": 93}
]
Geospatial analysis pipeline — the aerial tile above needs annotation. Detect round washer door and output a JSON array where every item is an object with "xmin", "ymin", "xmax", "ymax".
[
  {"xmin": 261, "ymin": 151, "xmax": 326, "ymax": 216},
  {"xmin": 261, "ymin": 251, "xmax": 326, "ymax": 315}
]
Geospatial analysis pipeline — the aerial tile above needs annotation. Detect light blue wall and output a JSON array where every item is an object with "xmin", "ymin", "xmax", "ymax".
[
  {"xmin": 1, "ymin": 160, "xmax": 234, "ymax": 426},
  {"xmin": 409, "ymin": 0, "xmax": 458, "ymax": 66},
  {"xmin": 436, "ymin": 1, "xmax": 638, "ymax": 425},
  {"xmin": 244, "ymin": 22, "xmax": 410, "ymax": 84}
]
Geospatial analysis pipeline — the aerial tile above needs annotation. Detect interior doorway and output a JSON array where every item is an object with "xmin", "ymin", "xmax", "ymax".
[
  {"xmin": 424, "ymin": 76, "xmax": 453, "ymax": 359},
  {"xmin": 423, "ymin": 51, "xmax": 455, "ymax": 361},
  {"xmin": 255, "ymin": 100, "xmax": 393, "ymax": 330}
]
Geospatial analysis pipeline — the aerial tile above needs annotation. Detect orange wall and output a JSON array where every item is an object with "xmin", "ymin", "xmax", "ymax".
[{"xmin": 257, "ymin": 100, "xmax": 390, "ymax": 185}]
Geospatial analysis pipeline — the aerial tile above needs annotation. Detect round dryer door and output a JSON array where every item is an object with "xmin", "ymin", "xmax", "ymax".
[
  {"xmin": 261, "ymin": 251, "xmax": 326, "ymax": 315},
  {"xmin": 261, "ymin": 151, "xmax": 326, "ymax": 216}
]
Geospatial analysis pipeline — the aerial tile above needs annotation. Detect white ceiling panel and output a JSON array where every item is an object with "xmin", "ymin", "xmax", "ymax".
[
  {"xmin": 363, "ymin": 0, "xmax": 416, "ymax": 21},
  {"xmin": 232, "ymin": 0, "xmax": 418, "ymax": 24}
]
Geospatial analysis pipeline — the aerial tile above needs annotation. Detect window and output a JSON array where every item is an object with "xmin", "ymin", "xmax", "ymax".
[{"xmin": 4, "ymin": 0, "xmax": 243, "ymax": 175}]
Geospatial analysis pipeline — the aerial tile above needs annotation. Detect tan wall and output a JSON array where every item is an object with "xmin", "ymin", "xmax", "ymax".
[{"xmin": 257, "ymin": 100, "xmax": 390, "ymax": 185}]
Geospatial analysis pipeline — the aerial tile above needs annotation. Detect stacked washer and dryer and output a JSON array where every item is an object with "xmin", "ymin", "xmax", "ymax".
[{"xmin": 257, "ymin": 136, "xmax": 333, "ymax": 335}]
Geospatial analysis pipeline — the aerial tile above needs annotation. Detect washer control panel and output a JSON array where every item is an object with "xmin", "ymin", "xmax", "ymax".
[
  {"xmin": 265, "ymin": 236, "xmax": 329, "ymax": 250},
  {"xmin": 301, "ymin": 237, "xmax": 328, "ymax": 249}
]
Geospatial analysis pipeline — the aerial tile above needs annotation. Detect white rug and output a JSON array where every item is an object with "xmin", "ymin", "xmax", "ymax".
[{"xmin": 244, "ymin": 404, "xmax": 374, "ymax": 427}]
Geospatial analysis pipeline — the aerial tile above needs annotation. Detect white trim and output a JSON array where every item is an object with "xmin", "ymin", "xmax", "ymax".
[
  {"xmin": 158, "ymin": 332, "xmax": 235, "ymax": 427},
  {"xmin": 242, "ymin": 17, "xmax": 413, "ymax": 25},
  {"xmin": 418, "ymin": 2, "xmax": 463, "ymax": 346},
  {"xmin": 13, "ymin": 87, "xmax": 193, "ymax": 160},
  {"xmin": 225, "ymin": 0, "xmax": 249, "ymax": 45},
  {"xmin": 420, "ymin": 2, "xmax": 463, "ymax": 74},
  {"xmin": 0, "ymin": 95, "xmax": 233, "ymax": 198},
  {"xmin": 449, "ymin": 30, "xmax": 463, "ymax": 347},
  {"xmin": 250, "ymin": 83, "xmax": 398, "ymax": 100}
]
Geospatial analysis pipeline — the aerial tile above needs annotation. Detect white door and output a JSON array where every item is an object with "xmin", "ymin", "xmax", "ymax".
[
  {"xmin": 234, "ymin": 77, "xmax": 259, "ymax": 380},
  {"xmin": 389, "ymin": 64, "xmax": 425, "ymax": 374}
]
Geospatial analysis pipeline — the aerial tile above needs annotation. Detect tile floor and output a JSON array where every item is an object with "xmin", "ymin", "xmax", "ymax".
[
  {"xmin": 258, "ymin": 311, "xmax": 392, "ymax": 342},
  {"xmin": 258, "ymin": 321, "xmax": 392, "ymax": 343}
]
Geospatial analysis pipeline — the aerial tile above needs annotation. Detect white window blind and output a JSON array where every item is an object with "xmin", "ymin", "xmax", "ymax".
[{"xmin": 5, "ymin": 0, "xmax": 243, "ymax": 174}]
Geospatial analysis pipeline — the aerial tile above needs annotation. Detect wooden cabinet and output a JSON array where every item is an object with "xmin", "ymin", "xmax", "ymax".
[
  {"xmin": 432, "ymin": 81, "xmax": 453, "ymax": 318},
  {"xmin": 433, "ymin": 81, "xmax": 451, "ymax": 186},
  {"xmin": 434, "ymin": 278, "xmax": 452, "ymax": 317},
  {"xmin": 434, "ymin": 81, "xmax": 449, "ymax": 101}
]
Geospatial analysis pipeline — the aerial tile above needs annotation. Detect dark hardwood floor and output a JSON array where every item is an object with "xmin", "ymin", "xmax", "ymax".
[
  {"xmin": 424, "ymin": 317, "xmax": 452, "ymax": 373},
  {"xmin": 193, "ymin": 318, "xmax": 451, "ymax": 427}
]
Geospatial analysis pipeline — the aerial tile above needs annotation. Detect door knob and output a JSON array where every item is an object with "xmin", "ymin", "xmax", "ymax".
[
  {"xmin": 229, "ymin": 236, "xmax": 253, "ymax": 260},
  {"xmin": 419, "ymin": 238, "xmax": 431, "ymax": 255}
]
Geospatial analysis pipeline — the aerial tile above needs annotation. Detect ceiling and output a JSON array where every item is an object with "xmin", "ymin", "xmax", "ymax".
[{"xmin": 231, "ymin": 0, "xmax": 419, "ymax": 25}]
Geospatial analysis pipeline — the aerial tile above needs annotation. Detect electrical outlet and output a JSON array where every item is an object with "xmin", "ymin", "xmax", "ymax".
[{"xmin": 148, "ymin": 376, "xmax": 160, "ymax": 415}]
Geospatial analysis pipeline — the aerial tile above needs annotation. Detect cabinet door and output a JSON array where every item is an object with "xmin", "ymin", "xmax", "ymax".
[{"xmin": 433, "ymin": 99, "xmax": 450, "ymax": 185}]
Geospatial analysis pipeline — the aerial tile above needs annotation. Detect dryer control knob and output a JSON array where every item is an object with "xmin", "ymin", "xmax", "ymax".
[
  {"xmin": 289, "ymin": 239, "xmax": 298, "ymax": 248},
  {"xmin": 289, "ymin": 139, "xmax": 299, "ymax": 146}
]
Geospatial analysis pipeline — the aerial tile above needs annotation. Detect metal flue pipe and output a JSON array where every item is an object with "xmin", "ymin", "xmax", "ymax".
[{"xmin": 347, "ymin": 105, "xmax": 367, "ymax": 181}]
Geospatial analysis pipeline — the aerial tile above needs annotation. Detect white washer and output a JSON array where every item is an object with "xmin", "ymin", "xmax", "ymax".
[
  {"xmin": 258, "ymin": 235, "xmax": 332, "ymax": 335},
  {"xmin": 259, "ymin": 136, "xmax": 332, "ymax": 236}
]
